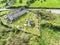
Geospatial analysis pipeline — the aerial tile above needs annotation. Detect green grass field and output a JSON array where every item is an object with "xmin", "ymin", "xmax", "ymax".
[
  {"xmin": 0, "ymin": 0, "xmax": 60, "ymax": 8},
  {"xmin": 30, "ymin": 0, "xmax": 60, "ymax": 8}
]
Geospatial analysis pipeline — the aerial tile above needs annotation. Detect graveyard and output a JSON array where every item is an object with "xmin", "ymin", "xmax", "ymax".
[
  {"xmin": 0, "ymin": 7, "xmax": 40, "ymax": 36},
  {"xmin": 0, "ymin": 0, "xmax": 60, "ymax": 44},
  {"xmin": 0, "ymin": 8, "xmax": 60, "ymax": 45}
]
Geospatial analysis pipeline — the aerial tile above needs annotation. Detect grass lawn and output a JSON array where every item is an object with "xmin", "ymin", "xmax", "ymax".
[
  {"xmin": 29, "ymin": 0, "xmax": 60, "ymax": 8},
  {"xmin": 0, "ymin": 0, "xmax": 60, "ymax": 8},
  {"xmin": 13, "ymin": 0, "xmax": 27, "ymax": 7},
  {"xmin": 0, "ymin": 3, "xmax": 6, "ymax": 7},
  {"xmin": 13, "ymin": 0, "xmax": 60, "ymax": 8}
]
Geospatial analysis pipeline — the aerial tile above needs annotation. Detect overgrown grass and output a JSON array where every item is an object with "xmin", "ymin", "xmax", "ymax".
[
  {"xmin": 40, "ymin": 10, "xmax": 60, "ymax": 45},
  {"xmin": 0, "ymin": 22, "xmax": 40, "ymax": 45}
]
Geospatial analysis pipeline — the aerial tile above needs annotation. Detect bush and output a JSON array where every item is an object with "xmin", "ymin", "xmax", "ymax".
[
  {"xmin": 39, "ymin": 10, "xmax": 56, "ymax": 20},
  {"xmin": 41, "ymin": 22, "xmax": 60, "ymax": 31}
]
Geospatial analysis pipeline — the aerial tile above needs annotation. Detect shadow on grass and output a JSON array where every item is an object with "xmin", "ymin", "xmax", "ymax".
[
  {"xmin": 31, "ymin": 24, "xmax": 35, "ymax": 28},
  {"xmin": 0, "ymin": 21, "xmax": 9, "ymax": 28},
  {"xmin": 41, "ymin": 23, "xmax": 60, "ymax": 32}
]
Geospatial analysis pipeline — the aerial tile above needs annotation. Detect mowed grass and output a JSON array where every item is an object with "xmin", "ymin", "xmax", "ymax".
[
  {"xmin": 30, "ymin": 0, "xmax": 60, "ymax": 8},
  {"xmin": 0, "ymin": 3, "xmax": 6, "ymax": 7},
  {"xmin": 0, "ymin": 0, "xmax": 27, "ymax": 7},
  {"xmin": 13, "ymin": 0, "xmax": 60, "ymax": 8},
  {"xmin": 14, "ymin": 0, "xmax": 27, "ymax": 7},
  {"xmin": 0, "ymin": 0, "xmax": 60, "ymax": 8},
  {"xmin": 13, "ymin": 12, "xmax": 40, "ymax": 35},
  {"xmin": 8, "ymin": 0, "xmax": 60, "ymax": 8}
]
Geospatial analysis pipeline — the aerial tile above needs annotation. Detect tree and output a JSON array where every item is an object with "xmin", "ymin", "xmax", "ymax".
[{"xmin": 19, "ymin": 0, "xmax": 22, "ymax": 3}]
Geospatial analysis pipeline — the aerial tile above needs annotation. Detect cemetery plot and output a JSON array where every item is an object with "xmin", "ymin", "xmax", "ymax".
[
  {"xmin": 12, "ymin": 11, "xmax": 40, "ymax": 36},
  {"xmin": 0, "ymin": 8, "xmax": 40, "ymax": 36}
]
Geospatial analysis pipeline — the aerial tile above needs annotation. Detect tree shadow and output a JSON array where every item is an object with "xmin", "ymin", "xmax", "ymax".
[{"xmin": 41, "ymin": 23, "xmax": 60, "ymax": 32}]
